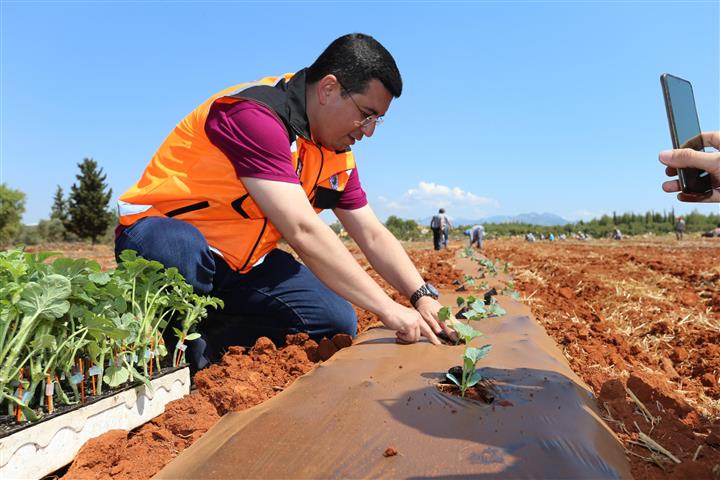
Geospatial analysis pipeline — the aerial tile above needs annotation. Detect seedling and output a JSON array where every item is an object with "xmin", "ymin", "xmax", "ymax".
[
  {"xmin": 442, "ymin": 318, "xmax": 491, "ymax": 397},
  {"xmin": 476, "ymin": 258, "xmax": 499, "ymax": 276},
  {"xmin": 500, "ymin": 281, "xmax": 521, "ymax": 300},
  {"xmin": 439, "ymin": 295, "xmax": 501, "ymax": 397}
]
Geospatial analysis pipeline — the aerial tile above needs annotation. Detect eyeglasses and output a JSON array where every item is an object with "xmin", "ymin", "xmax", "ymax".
[{"xmin": 338, "ymin": 80, "xmax": 384, "ymax": 130}]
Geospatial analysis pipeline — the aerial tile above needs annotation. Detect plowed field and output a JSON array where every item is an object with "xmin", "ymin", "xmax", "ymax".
[
  {"xmin": 485, "ymin": 237, "xmax": 720, "ymax": 479},
  {"xmin": 26, "ymin": 238, "xmax": 719, "ymax": 478}
]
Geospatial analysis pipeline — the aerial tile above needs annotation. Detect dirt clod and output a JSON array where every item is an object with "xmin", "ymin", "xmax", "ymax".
[{"xmin": 383, "ymin": 447, "xmax": 399, "ymax": 457}]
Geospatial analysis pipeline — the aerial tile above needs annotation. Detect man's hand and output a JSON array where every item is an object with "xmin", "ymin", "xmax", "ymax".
[
  {"xmin": 379, "ymin": 302, "xmax": 441, "ymax": 345},
  {"xmin": 659, "ymin": 131, "xmax": 720, "ymax": 203},
  {"xmin": 414, "ymin": 296, "xmax": 458, "ymax": 342}
]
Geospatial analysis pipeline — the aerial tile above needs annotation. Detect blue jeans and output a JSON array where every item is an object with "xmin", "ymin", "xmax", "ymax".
[{"xmin": 115, "ymin": 216, "xmax": 357, "ymax": 372}]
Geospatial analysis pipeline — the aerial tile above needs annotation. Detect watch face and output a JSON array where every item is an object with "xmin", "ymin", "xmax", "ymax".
[{"xmin": 426, "ymin": 283, "xmax": 439, "ymax": 297}]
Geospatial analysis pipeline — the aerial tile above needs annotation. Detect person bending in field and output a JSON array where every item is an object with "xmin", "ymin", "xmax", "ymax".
[
  {"xmin": 469, "ymin": 225, "xmax": 485, "ymax": 250},
  {"xmin": 115, "ymin": 33, "xmax": 451, "ymax": 373}
]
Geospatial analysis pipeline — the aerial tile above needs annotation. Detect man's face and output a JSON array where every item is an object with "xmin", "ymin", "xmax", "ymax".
[{"xmin": 312, "ymin": 77, "xmax": 393, "ymax": 151}]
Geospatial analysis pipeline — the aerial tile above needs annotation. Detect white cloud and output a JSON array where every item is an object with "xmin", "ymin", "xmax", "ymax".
[
  {"xmin": 403, "ymin": 182, "xmax": 499, "ymax": 208},
  {"xmin": 377, "ymin": 195, "xmax": 410, "ymax": 211},
  {"xmin": 374, "ymin": 182, "xmax": 499, "ymax": 221}
]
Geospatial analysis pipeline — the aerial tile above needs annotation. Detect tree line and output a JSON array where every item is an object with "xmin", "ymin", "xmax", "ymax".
[
  {"xmin": 380, "ymin": 210, "xmax": 720, "ymax": 241},
  {"xmin": 0, "ymin": 158, "xmax": 114, "ymax": 246},
  {"xmin": 3, "ymin": 162, "xmax": 719, "ymax": 247}
]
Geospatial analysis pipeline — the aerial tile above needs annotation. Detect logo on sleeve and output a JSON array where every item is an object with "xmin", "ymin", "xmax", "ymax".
[
  {"xmin": 295, "ymin": 145, "xmax": 305, "ymax": 177},
  {"xmin": 330, "ymin": 174, "xmax": 339, "ymax": 190}
]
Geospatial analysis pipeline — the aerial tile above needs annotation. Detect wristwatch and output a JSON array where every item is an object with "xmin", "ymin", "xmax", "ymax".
[{"xmin": 410, "ymin": 282, "xmax": 439, "ymax": 307}]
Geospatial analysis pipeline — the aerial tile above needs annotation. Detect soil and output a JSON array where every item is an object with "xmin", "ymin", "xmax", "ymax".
[
  {"xmin": 32, "ymin": 237, "xmax": 720, "ymax": 478},
  {"xmin": 485, "ymin": 237, "xmax": 720, "ymax": 479}
]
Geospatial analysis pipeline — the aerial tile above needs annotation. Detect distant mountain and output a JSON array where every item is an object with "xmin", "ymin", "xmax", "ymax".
[{"xmin": 418, "ymin": 212, "xmax": 570, "ymax": 227}]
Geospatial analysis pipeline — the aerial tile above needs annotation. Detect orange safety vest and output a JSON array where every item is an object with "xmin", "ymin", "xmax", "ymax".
[{"xmin": 118, "ymin": 70, "xmax": 356, "ymax": 273}]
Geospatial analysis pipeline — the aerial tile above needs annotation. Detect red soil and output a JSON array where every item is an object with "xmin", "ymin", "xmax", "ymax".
[
  {"xmin": 55, "ymin": 238, "xmax": 720, "ymax": 478},
  {"xmin": 485, "ymin": 237, "xmax": 720, "ymax": 479}
]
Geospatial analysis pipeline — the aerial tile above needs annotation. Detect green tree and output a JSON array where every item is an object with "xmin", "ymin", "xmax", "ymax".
[
  {"xmin": 0, "ymin": 183, "xmax": 26, "ymax": 245},
  {"xmin": 385, "ymin": 215, "xmax": 426, "ymax": 241},
  {"xmin": 50, "ymin": 185, "xmax": 68, "ymax": 221},
  {"xmin": 66, "ymin": 158, "xmax": 113, "ymax": 244}
]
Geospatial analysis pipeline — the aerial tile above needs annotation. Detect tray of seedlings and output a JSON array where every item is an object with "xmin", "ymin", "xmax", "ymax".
[{"xmin": 0, "ymin": 248, "xmax": 222, "ymax": 480}]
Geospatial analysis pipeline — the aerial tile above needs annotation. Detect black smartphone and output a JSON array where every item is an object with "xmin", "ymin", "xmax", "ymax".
[{"xmin": 660, "ymin": 73, "xmax": 713, "ymax": 194}]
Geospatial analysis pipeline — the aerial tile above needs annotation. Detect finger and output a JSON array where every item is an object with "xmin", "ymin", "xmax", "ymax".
[
  {"xmin": 665, "ymin": 166, "xmax": 678, "ymax": 177},
  {"xmin": 419, "ymin": 310, "xmax": 444, "ymax": 334},
  {"xmin": 678, "ymin": 189, "xmax": 720, "ymax": 203},
  {"xmin": 659, "ymin": 148, "xmax": 720, "ymax": 172},
  {"xmin": 395, "ymin": 331, "xmax": 413, "ymax": 344},
  {"xmin": 701, "ymin": 131, "xmax": 720, "ymax": 150},
  {"xmin": 662, "ymin": 179, "xmax": 681, "ymax": 193},
  {"xmin": 418, "ymin": 319, "xmax": 440, "ymax": 345}
]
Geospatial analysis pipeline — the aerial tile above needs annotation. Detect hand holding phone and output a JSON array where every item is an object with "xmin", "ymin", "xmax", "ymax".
[
  {"xmin": 660, "ymin": 73, "xmax": 716, "ymax": 197},
  {"xmin": 659, "ymin": 131, "xmax": 720, "ymax": 202}
]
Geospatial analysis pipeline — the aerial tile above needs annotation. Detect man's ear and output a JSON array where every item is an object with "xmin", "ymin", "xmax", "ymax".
[{"xmin": 316, "ymin": 74, "xmax": 339, "ymax": 106}]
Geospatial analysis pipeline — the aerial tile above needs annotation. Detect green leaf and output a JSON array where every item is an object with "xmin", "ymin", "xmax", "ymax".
[
  {"xmin": 18, "ymin": 274, "xmax": 71, "ymax": 319},
  {"xmin": 156, "ymin": 344, "xmax": 168, "ymax": 357},
  {"xmin": 89, "ymin": 272, "xmax": 111, "ymax": 285},
  {"xmin": 30, "ymin": 333, "xmax": 57, "ymax": 350},
  {"xmin": 465, "ymin": 345, "xmax": 491, "ymax": 364},
  {"xmin": 445, "ymin": 373, "xmax": 461, "ymax": 387},
  {"xmin": 463, "ymin": 356, "xmax": 475, "ymax": 373},
  {"xmin": 456, "ymin": 297, "xmax": 465, "ymax": 307},
  {"xmin": 113, "ymin": 296, "xmax": 127, "ymax": 313},
  {"xmin": 103, "ymin": 365, "xmax": 130, "ymax": 387},
  {"xmin": 449, "ymin": 321, "xmax": 481, "ymax": 343},
  {"xmin": 489, "ymin": 303, "xmax": 506, "ymax": 317},
  {"xmin": 184, "ymin": 332, "xmax": 201, "ymax": 341},
  {"xmin": 470, "ymin": 301, "xmax": 486, "ymax": 314},
  {"xmin": 127, "ymin": 363, "xmax": 153, "ymax": 392},
  {"xmin": 438, "ymin": 306, "xmax": 452, "ymax": 322},
  {"xmin": 467, "ymin": 370, "xmax": 483, "ymax": 387}
]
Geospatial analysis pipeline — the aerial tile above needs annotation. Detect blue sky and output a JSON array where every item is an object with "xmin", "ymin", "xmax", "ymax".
[{"xmin": 2, "ymin": 0, "xmax": 719, "ymax": 225}]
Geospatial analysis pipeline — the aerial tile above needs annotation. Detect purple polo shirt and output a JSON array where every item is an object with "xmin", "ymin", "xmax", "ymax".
[{"xmin": 205, "ymin": 100, "xmax": 367, "ymax": 210}]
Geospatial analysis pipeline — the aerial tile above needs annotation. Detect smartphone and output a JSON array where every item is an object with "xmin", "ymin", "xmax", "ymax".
[{"xmin": 660, "ymin": 73, "xmax": 713, "ymax": 194}]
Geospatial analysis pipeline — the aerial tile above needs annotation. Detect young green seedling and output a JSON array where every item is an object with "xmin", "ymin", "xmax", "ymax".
[{"xmin": 445, "ymin": 320, "xmax": 491, "ymax": 397}]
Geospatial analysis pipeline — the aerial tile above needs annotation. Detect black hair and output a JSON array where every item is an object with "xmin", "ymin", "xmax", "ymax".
[
  {"xmin": 439, "ymin": 208, "xmax": 445, "ymax": 214},
  {"xmin": 306, "ymin": 33, "xmax": 402, "ymax": 98}
]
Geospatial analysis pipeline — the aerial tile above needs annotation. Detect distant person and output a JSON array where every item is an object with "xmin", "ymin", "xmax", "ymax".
[
  {"xmin": 559, "ymin": 233, "xmax": 566, "ymax": 240},
  {"xmin": 469, "ymin": 224, "xmax": 485, "ymax": 250},
  {"xmin": 442, "ymin": 214, "xmax": 453, "ymax": 249},
  {"xmin": 525, "ymin": 232, "xmax": 536, "ymax": 242},
  {"xmin": 612, "ymin": 228, "xmax": 622, "ymax": 240},
  {"xmin": 675, "ymin": 217, "xmax": 686, "ymax": 240},
  {"xmin": 659, "ymin": 131, "xmax": 720, "ymax": 202},
  {"xmin": 702, "ymin": 223, "xmax": 720, "ymax": 238},
  {"xmin": 430, "ymin": 208, "xmax": 450, "ymax": 250},
  {"xmin": 548, "ymin": 232, "xmax": 555, "ymax": 241}
]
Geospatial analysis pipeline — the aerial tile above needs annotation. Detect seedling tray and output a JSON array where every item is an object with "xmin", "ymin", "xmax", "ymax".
[{"xmin": 0, "ymin": 366, "xmax": 190, "ymax": 480}]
